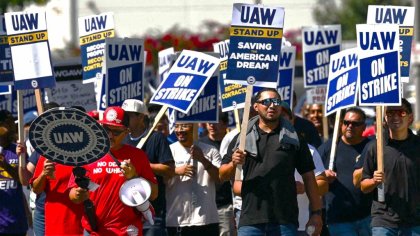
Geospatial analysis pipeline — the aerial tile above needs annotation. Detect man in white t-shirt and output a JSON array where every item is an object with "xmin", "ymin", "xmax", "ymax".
[{"xmin": 166, "ymin": 122, "xmax": 221, "ymax": 236}]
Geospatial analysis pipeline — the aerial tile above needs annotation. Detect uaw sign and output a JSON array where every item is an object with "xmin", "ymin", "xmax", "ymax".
[
  {"xmin": 277, "ymin": 46, "xmax": 296, "ymax": 107},
  {"xmin": 357, "ymin": 24, "xmax": 401, "ymax": 106},
  {"xmin": 226, "ymin": 3, "xmax": 284, "ymax": 88},
  {"xmin": 29, "ymin": 108, "xmax": 110, "ymax": 166},
  {"xmin": 0, "ymin": 15, "xmax": 13, "ymax": 85},
  {"xmin": 79, "ymin": 12, "xmax": 115, "ymax": 84},
  {"xmin": 367, "ymin": 5, "xmax": 415, "ymax": 83},
  {"xmin": 4, "ymin": 11, "xmax": 55, "ymax": 89},
  {"xmin": 302, "ymin": 25, "xmax": 341, "ymax": 88},
  {"xmin": 325, "ymin": 49, "xmax": 358, "ymax": 116},
  {"xmin": 172, "ymin": 75, "xmax": 218, "ymax": 123},
  {"xmin": 104, "ymin": 38, "xmax": 144, "ymax": 108},
  {"xmin": 150, "ymin": 50, "xmax": 219, "ymax": 114}
]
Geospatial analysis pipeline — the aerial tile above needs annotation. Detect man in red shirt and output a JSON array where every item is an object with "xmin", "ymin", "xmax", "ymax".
[
  {"xmin": 30, "ymin": 155, "xmax": 85, "ymax": 235},
  {"xmin": 69, "ymin": 106, "xmax": 158, "ymax": 236}
]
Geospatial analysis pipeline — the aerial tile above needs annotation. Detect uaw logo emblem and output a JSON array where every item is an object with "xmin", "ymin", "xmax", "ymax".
[{"xmin": 29, "ymin": 107, "xmax": 110, "ymax": 166}]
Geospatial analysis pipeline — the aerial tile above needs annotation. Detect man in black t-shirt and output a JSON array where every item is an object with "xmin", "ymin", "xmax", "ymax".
[
  {"xmin": 223, "ymin": 88, "xmax": 322, "ymax": 236},
  {"xmin": 361, "ymin": 99, "xmax": 420, "ymax": 235},
  {"xmin": 121, "ymin": 99, "xmax": 175, "ymax": 236},
  {"xmin": 318, "ymin": 107, "xmax": 372, "ymax": 235}
]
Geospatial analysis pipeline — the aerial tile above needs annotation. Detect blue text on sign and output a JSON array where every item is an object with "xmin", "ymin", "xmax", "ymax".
[
  {"xmin": 176, "ymin": 55, "xmax": 215, "ymax": 74},
  {"xmin": 108, "ymin": 44, "xmax": 142, "ymax": 61},
  {"xmin": 85, "ymin": 15, "xmax": 107, "ymax": 32},
  {"xmin": 240, "ymin": 6, "xmax": 276, "ymax": 25},
  {"xmin": 12, "ymin": 13, "xmax": 38, "ymax": 31},
  {"xmin": 374, "ymin": 8, "xmax": 407, "ymax": 24},
  {"xmin": 359, "ymin": 31, "xmax": 396, "ymax": 50},
  {"xmin": 331, "ymin": 53, "xmax": 357, "ymax": 73},
  {"xmin": 279, "ymin": 52, "xmax": 292, "ymax": 67},
  {"xmin": 304, "ymin": 30, "xmax": 339, "ymax": 45}
]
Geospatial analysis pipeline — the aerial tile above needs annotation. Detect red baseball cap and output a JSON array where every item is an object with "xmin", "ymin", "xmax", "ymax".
[{"xmin": 99, "ymin": 106, "xmax": 127, "ymax": 127}]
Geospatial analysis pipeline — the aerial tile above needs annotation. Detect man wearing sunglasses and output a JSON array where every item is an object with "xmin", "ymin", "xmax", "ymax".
[
  {"xmin": 69, "ymin": 106, "xmax": 158, "ymax": 235},
  {"xmin": 360, "ymin": 99, "xmax": 420, "ymax": 235},
  {"xmin": 223, "ymin": 88, "xmax": 322, "ymax": 236},
  {"xmin": 318, "ymin": 107, "xmax": 372, "ymax": 235}
]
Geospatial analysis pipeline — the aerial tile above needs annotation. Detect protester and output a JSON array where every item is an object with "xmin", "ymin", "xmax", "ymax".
[
  {"xmin": 318, "ymin": 107, "xmax": 372, "ymax": 235},
  {"xmin": 69, "ymin": 106, "xmax": 158, "ymax": 235},
  {"xmin": 166, "ymin": 122, "xmax": 221, "ymax": 235},
  {"xmin": 360, "ymin": 99, "xmax": 420, "ymax": 235},
  {"xmin": 199, "ymin": 110, "xmax": 235, "ymax": 236},
  {"xmin": 222, "ymin": 88, "xmax": 322, "ymax": 235},
  {"xmin": 0, "ymin": 110, "xmax": 29, "ymax": 236},
  {"xmin": 307, "ymin": 104, "xmax": 324, "ymax": 139},
  {"xmin": 26, "ymin": 102, "xmax": 60, "ymax": 236},
  {"xmin": 122, "ymin": 99, "xmax": 175, "ymax": 236},
  {"xmin": 280, "ymin": 102, "xmax": 328, "ymax": 235},
  {"xmin": 292, "ymin": 92, "xmax": 323, "ymax": 148}
]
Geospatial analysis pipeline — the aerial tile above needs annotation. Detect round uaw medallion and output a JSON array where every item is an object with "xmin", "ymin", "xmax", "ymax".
[{"xmin": 29, "ymin": 107, "xmax": 110, "ymax": 166}]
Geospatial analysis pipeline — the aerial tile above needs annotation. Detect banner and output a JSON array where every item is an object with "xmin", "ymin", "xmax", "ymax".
[
  {"xmin": 302, "ymin": 25, "xmax": 341, "ymax": 88},
  {"xmin": 367, "ymin": 5, "xmax": 415, "ymax": 83},
  {"xmin": 45, "ymin": 63, "xmax": 96, "ymax": 111},
  {"xmin": 0, "ymin": 15, "xmax": 13, "ymax": 85},
  {"xmin": 226, "ymin": 3, "xmax": 284, "ymax": 88},
  {"xmin": 5, "ymin": 11, "xmax": 55, "ymax": 89},
  {"xmin": 104, "ymin": 38, "xmax": 144, "ymax": 108},
  {"xmin": 171, "ymin": 75, "xmax": 218, "ymax": 123},
  {"xmin": 325, "ymin": 49, "xmax": 358, "ymax": 116},
  {"xmin": 150, "ymin": 50, "xmax": 219, "ymax": 114},
  {"xmin": 357, "ymin": 24, "xmax": 400, "ymax": 106},
  {"xmin": 79, "ymin": 12, "xmax": 115, "ymax": 84},
  {"xmin": 277, "ymin": 46, "xmax": 296, "ymax": 107}
]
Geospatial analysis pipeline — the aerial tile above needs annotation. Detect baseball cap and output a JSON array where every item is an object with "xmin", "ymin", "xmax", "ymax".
[
  {"xmin": 15, "ymin": 110, "xmax": 38, "ymax": 125},
  {"xmin": 99, "ymin": 106, "xmax": 127, "ymax": 127},
  {"xmin": 87, "ymin": 110, "xmax": 100, "ymax": 120},
  {"xmin": 279, "ymin": 101, "xmax": 293, "ymax": 118},
  {"xmin": 121, "ymin": 99, "xmax": 149, "ymax": 115}
]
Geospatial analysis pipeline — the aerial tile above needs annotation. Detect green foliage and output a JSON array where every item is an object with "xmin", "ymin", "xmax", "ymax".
[
  {"xmin": 0, "ymin": 0, "xmax": 49, "ymax": 13},
  {"xmin": 313, "ymin": 0, "xmax": 412, "ymax": 40}
]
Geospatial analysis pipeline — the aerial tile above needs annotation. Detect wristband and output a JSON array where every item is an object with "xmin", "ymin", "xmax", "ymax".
[{"xmin": 310, "ymin": 209, "xmax": 322, "ymax": 216}]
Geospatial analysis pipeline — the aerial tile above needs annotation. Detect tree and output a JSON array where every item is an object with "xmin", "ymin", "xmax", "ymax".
[
  {"xmin": 0, "ymin": 0, "xmax": 49, "ymax": 13},
  {"xmin": 313, "ymin": 0, "xmax": 412, "ymax": 40}
]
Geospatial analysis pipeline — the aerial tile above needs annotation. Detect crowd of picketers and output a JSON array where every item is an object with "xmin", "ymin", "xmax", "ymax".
[{"xmin": 0, "ymin": 88, "xmax": 419, "ymax": 236}]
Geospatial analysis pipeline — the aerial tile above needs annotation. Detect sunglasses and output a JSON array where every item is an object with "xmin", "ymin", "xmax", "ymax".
[
  {"xmin": 103, "ymin": 126, "xmax": 126, "ymax": 136},
  {"xmin": 343, "ymin": 120, "xmax": 364, "ymax": 127},
  {"xmin": 385, "ymin": 109, "xmax": 408, "ymax": 117},
  {"xmin": 256, "ymin": 98, "xmax": 282, "ymax": 106}
]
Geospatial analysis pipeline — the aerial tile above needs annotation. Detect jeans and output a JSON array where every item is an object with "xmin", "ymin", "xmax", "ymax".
[
  {"xmin": 238, "ymin": 223, "xmax": 297, "ymax": 236},
  {"xmin": 143, "ymin": 217, "xmax": 168, "ymax": 236},
  {"xmin": 234, "ymin": 209, "xmax": 241, "ymax": 229},
  {"xmin": 372, "ymin": 226, "xmax": 420, "ymax": 236},
  {"xmin": 218, "ymin": 204, "xmax": 235, "ymax": 236},
  {"xmin": 32, "ymin": 208, "xmax": 44, "ymax": 236},
  {"xmin": 328, "ymin": 216, "xmax": 371, "ymax": 236}
]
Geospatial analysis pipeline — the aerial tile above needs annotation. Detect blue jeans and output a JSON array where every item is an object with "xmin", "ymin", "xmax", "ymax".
[
  {"xmin": 238, "ymin": 223, "xmax": 297, "ymax": 236},
  {"xmin": 143, "ymin": 217, "xmax": 167, "ymax": 236},
  {"xmin": 328, "ymin": 216, "xmax": 371, "ymax": 236},
  {"xmin": 33, "ymin": 208, "xmax": 44, "ymax": 236},
  {"xmin": 372, "ymin": 226, "xmax": 420, "ymax": 236}
]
